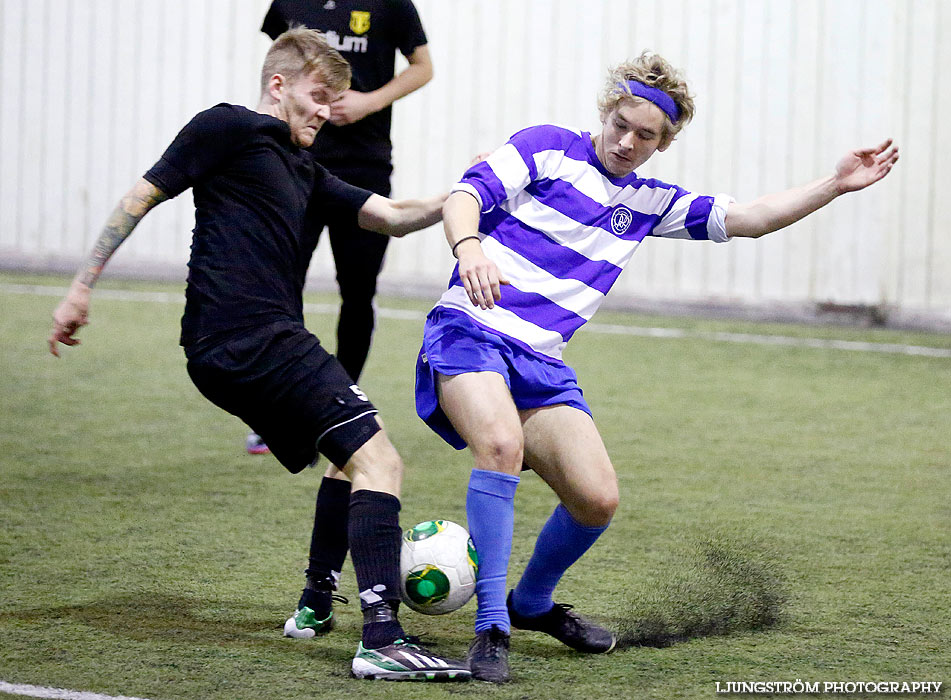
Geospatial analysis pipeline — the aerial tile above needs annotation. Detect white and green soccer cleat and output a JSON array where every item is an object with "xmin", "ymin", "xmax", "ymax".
[
  {"xmin": 283, "ymin": 606, "xmax": 333, "ymax": 638},
  {"xmin": 351, "ymin": 639, "xmax": 471, "ymax": 681}
]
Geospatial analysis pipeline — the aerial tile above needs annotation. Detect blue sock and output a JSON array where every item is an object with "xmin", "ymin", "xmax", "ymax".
[
  {"xmin": 511, "ymin": 503, "xmax": 608, "ymax": 617},
  {"xmin": 466, "ymin": 468, "xmax": 520, "ymax": 634}
]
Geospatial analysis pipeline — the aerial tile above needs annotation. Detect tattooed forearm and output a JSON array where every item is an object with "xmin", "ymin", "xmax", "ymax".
[
  {"xmin": 77, "ymin": 179, "xmax": 169, "ymax": 288},
  {"xmin": 80, "ymin": 210, "xmax": 138, "ymax": 287}
]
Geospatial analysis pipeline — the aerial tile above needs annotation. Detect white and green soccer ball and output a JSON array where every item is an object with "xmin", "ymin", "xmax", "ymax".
[{"xmin": 399, "ymin": 520, "xmax": 478, "ymax": 615}]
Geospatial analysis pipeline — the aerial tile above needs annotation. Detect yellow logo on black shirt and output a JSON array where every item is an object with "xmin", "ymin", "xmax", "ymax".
[{"xmin": 350, "ymin": 11, "xmax": 371, "ymax": 35}]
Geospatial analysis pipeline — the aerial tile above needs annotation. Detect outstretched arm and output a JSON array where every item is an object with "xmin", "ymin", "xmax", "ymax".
[
  {"xmin": 357, "ymin": 191, "xmax": 447, "ymax": 237},
  {"xmin": 725, "ymin": 139, "xmax": 899, "ymax": 239},
  {"xmin": 48, "ymin": 178, "xmax": 168, "ymax": 356}
]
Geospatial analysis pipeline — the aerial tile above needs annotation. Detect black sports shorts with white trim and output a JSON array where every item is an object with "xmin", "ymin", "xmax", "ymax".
[{"xmin": 185, "ymin": 321, "xmax": 380, "ymax": 472}]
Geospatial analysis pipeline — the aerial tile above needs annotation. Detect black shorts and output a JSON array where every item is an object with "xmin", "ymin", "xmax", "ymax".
[{"xmin": 186, "ymin": 321, "xmax": 380, "ymax": 473}]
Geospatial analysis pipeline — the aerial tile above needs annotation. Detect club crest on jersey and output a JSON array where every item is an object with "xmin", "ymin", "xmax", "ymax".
[
  {"xmin": 350, "ymin": 10, "xmax": 371, "ymax": 34},
  {"xmin": 611, "ymin": 205, "xmax": 634, "ymax": 235}
]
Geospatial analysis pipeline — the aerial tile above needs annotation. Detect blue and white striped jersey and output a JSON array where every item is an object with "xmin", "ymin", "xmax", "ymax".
[{"xmin": 435, "ymin": 124, "xmax": 733, "ymax": 361}]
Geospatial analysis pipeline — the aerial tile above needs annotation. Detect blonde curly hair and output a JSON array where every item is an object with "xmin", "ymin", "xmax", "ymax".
[{"xmin": 598, "ymin": 51, "xmax": 695, "ymax": 144}]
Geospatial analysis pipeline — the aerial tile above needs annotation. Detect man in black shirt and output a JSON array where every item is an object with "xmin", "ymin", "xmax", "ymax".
[
  {"xmin": 48, "ymin": 27, "xmax": 469, "ymax": 682},
  {"xmin": 258, "ymin": 0, "xmax": 438, "ymax": 646}
]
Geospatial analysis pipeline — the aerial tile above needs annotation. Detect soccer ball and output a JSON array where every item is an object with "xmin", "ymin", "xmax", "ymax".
[{"xmin": 400, "ymin": 520, "xmax": 478, "ymax": 615}]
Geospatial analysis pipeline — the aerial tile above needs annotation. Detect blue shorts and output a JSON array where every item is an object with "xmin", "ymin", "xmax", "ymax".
[{"xmin": 415, "ymin": 308, "xmax": 591, "ymax": 449}]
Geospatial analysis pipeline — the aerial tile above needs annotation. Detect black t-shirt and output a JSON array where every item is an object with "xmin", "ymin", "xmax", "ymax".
[
  {"xmin": 143, "ymin": 103, "xmax": 373, "ymax": 350},
  {"xmin": 261, "ymin": 0, "xmax": 427, "ymax": 166}
]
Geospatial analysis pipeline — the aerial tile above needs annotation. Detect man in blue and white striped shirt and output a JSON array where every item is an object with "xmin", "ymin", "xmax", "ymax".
[{"xmin": 415, "ymin": 51, "xmax": 899, "ymax": 683}]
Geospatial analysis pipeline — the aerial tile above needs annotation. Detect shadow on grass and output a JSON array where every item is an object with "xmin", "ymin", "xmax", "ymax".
[
  {"xmin": 612, "ymin": 534, "xmax": 788, "ymax": 649},
  {"xmin": 1, "ymin": 593, "xmax": 354, "ymax": 666}
]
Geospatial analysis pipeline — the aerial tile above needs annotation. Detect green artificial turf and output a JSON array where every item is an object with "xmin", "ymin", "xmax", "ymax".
[{"xmin": 1, "ymin": 272, "xmax": 948, "ymax": 699}]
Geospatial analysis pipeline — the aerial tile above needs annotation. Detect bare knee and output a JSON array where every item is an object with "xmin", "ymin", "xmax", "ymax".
[
  {"xmin": 369, "ymin": 444, "xmax": 403, "ymax": 482},
  {"xmin": 569, "ymin": 484, "xmax": 619, "ymax": 528},
  {"xmin": 344, "ymin": 431, "xmax": 404, "ymax": 496},
  {"xmin": 591, "ymin": 489, "xmax": 620, "ymax": 526},
  {"xmin": 470, "ymin": 428, "xmax": 523, "ymax": 475}
]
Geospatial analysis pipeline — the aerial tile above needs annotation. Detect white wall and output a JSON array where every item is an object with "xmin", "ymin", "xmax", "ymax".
[{"xmin": 1, "ymin": 0, "xmax": 948, "ymax": 325}]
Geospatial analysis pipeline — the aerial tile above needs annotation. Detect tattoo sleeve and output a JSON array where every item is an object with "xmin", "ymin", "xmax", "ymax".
[{"xmin": 78, "ymin": 178, "xmax": 169, "ymax": 287}]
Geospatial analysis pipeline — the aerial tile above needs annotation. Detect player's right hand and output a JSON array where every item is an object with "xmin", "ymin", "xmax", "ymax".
[{"xmin": 456, "ymin": 244, "xmax": 509, "ymax": 310}]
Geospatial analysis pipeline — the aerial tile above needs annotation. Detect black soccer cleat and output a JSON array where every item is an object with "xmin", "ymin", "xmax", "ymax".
[
  {"xmin": 467, "ymin": 625, "xmax": 511, "ymax": 683},
  {"xmin": 507, "ymin": 591, "xmax": 616, "ymax": 654},
  {"xmin": 351, "ymin": 638, "xmax": 471, "ymax": 681}
]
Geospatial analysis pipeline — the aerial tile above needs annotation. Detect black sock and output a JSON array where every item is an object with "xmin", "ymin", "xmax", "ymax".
[
  {"xmin": 299, "ymin": 477, "xmax": 352, "ymax": 613},
  {"xmin": 348, "ymin": 490, "xmax": 405, "ymax": 648},
  {"xmin": 361, "ymin": 600, "xmax": 405, "ymax": 649},
  {"xmin": 298, "ymin": 588, "xmax": 333, "ymax": 618}
]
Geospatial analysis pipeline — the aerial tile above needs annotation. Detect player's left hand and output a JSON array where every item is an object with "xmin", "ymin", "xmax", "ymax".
[
  {"xmin": 833, "ymin": 138, "xmax": 899, "ymax": 194},
  {"xmin": 329, "ymin": 90, "xmax": 381, "ymax": 126},
  {"xmin": 48, "ymin": 286, "xmax": 90, "ymax": 357}
]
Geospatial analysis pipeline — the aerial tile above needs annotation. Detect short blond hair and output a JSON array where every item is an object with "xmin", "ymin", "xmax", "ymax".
[
  {"xmin": 598, "ymin": 52, "xmax": 695, "ymax": 143},
  {"xmin": 260, "ymin": 26, "xmax": 351, "ymax": 94}
]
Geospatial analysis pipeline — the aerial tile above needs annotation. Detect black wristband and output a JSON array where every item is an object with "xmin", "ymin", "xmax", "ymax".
[{"xmin": 451, "ymin": 235, "xmax": 481, "ymax": 258}]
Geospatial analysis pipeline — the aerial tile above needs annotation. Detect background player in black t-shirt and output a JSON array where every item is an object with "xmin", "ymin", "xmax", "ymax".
[
  {"xmin": 48, "ymin": 27, "xmax": 469, "ymax": 682},
  {"xmin": 260, "ymin": 0, "xmax": 432, "ymax": 385}
]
